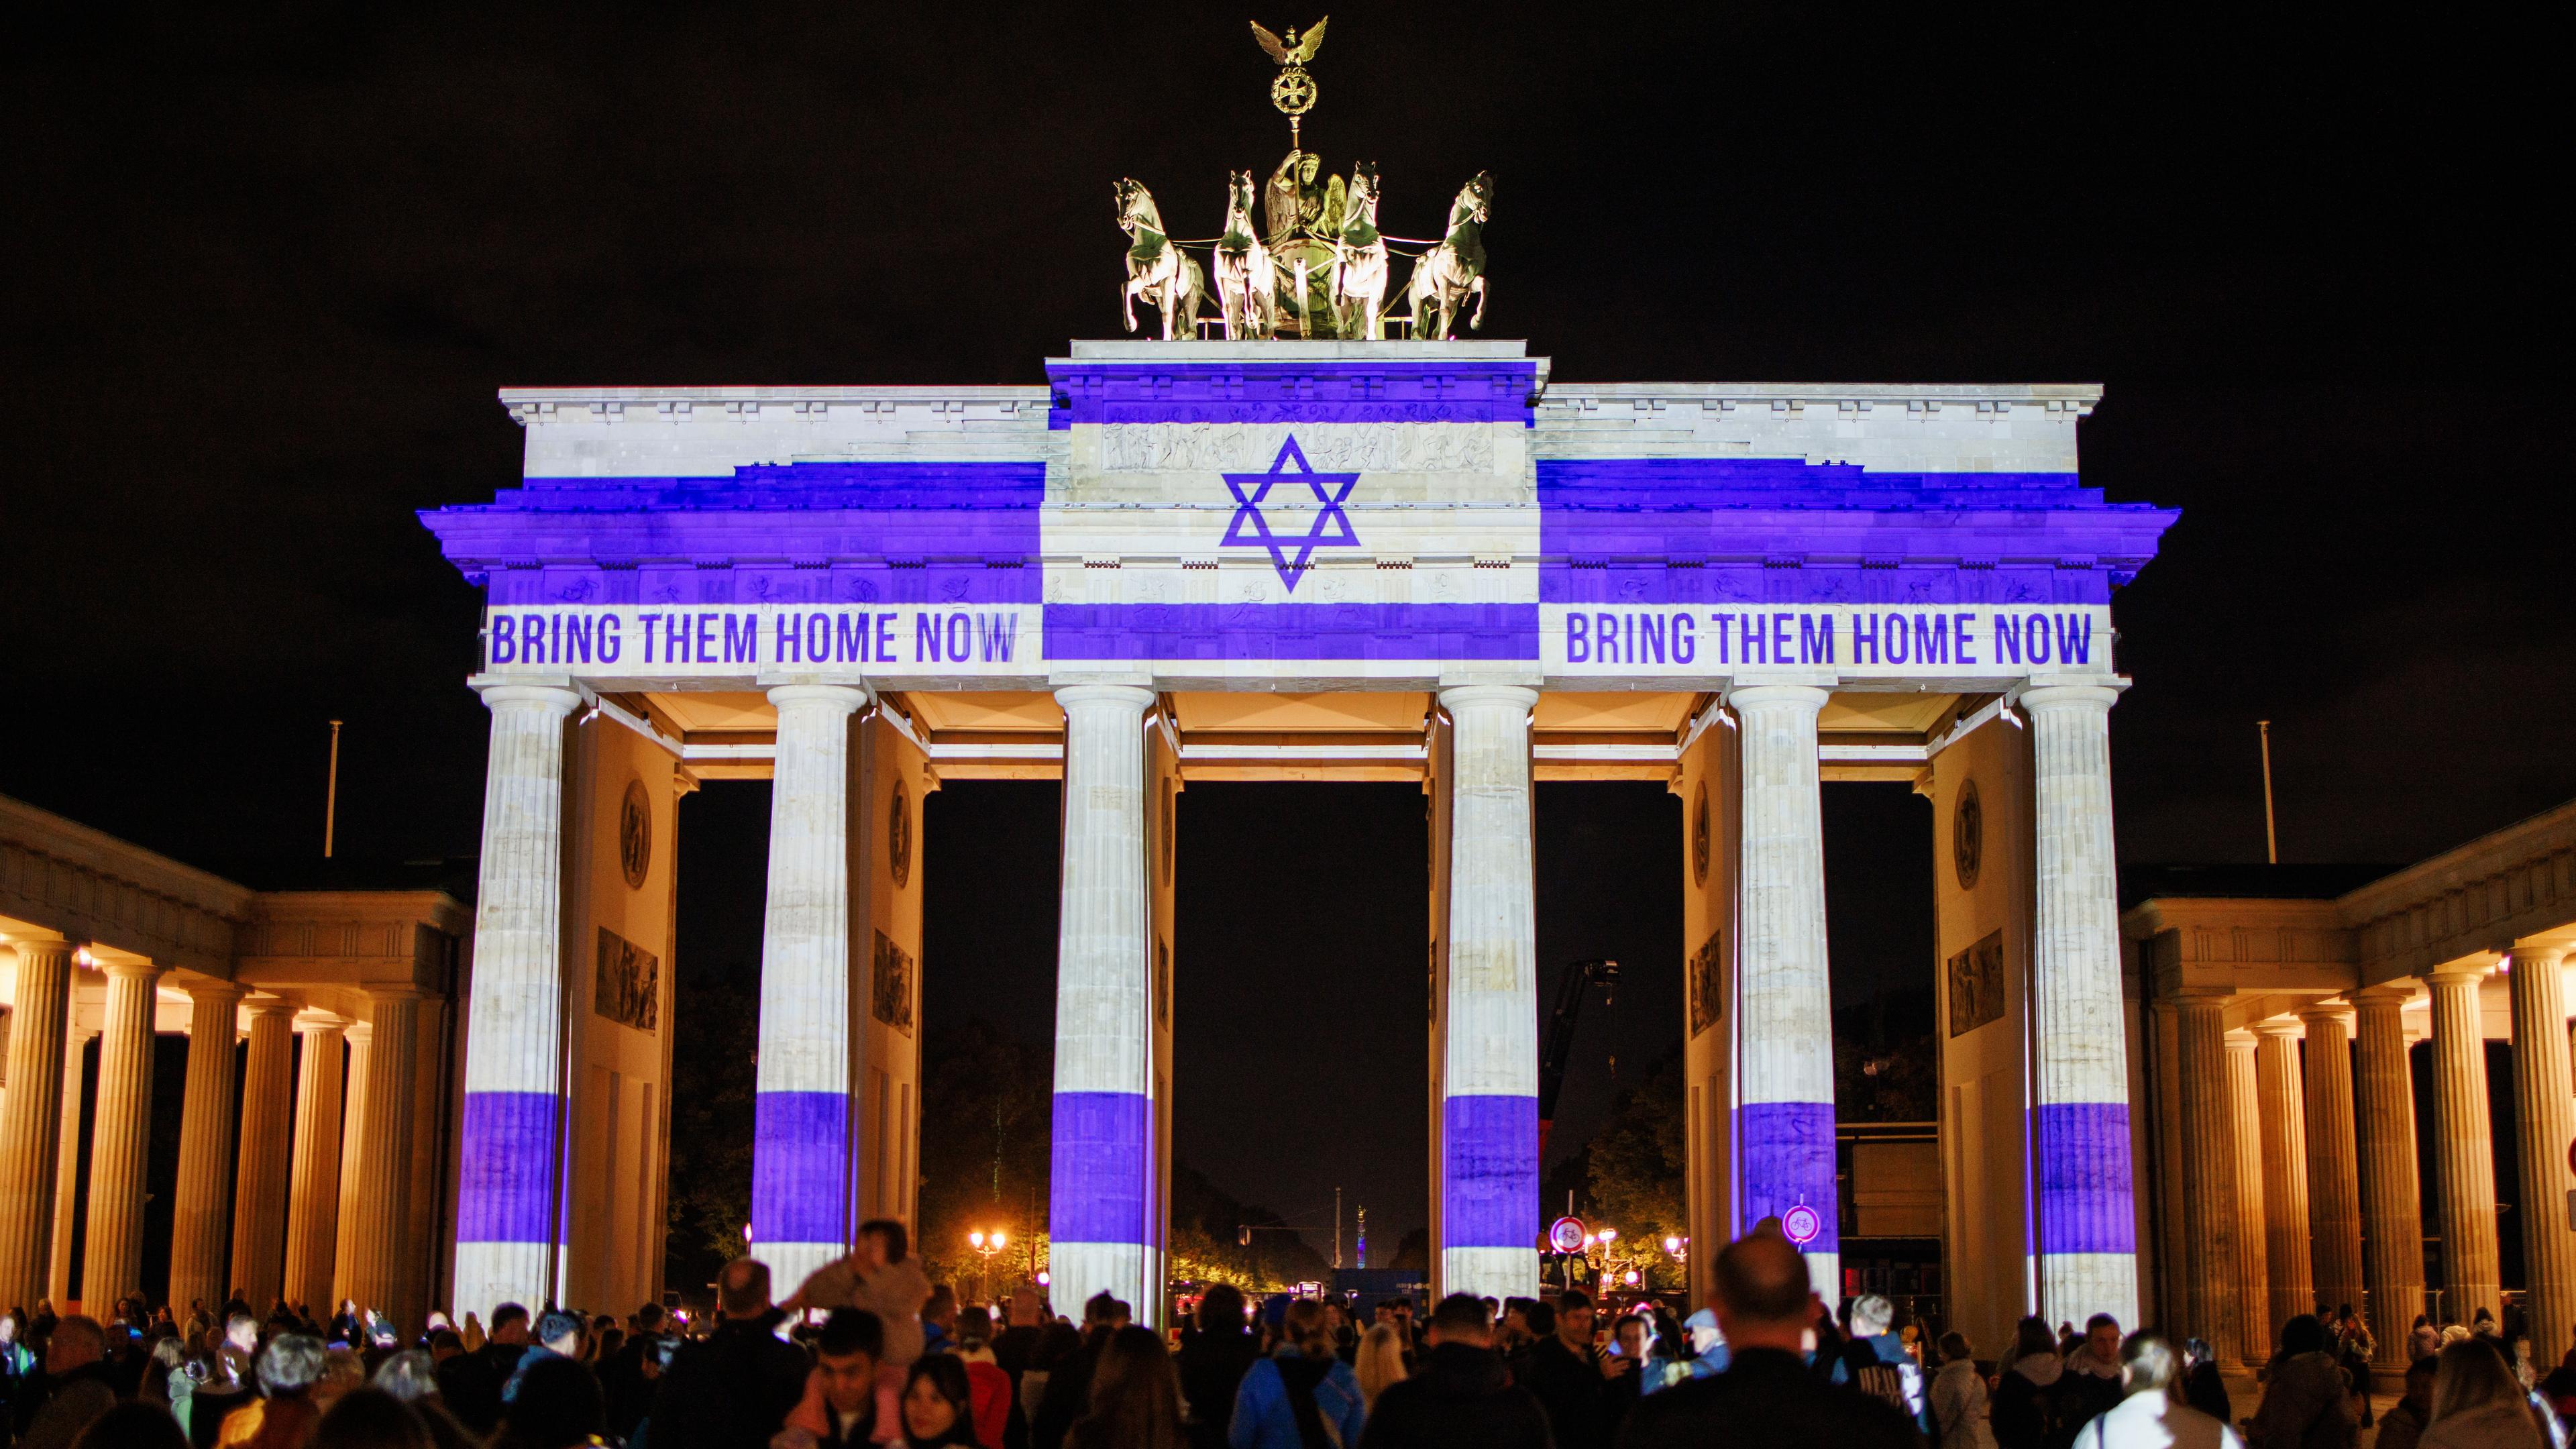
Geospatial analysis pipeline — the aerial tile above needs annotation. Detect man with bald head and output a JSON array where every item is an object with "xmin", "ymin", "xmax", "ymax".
[{"xmin": 1616, "ymin": 1233, "xmax": 1919, "ymax": 1448}]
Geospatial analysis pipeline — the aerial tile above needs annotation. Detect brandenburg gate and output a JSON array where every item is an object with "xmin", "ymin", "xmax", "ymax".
[{"xmin": 419, "ymin": 337, "xmax": 2174, "ymax": 1343}]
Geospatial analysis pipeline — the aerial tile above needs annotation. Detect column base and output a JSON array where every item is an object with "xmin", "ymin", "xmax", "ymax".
[
  {"xmin": 1442, "ymin": 1246, "xmax": 1538, "ymax": 1304},
  {"xmin": 453, "ymin": 1242, "xmax": 553, "ymax": 1322},
  {"xmin": 1049, "ymin": 1241, "xmax": 1146, "ymax": 1322}
]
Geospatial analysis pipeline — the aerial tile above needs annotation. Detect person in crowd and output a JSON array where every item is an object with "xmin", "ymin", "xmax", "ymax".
[
  {"xmin": 1020, "ymin": 1320, "xmax": 1083, "ymax": 1447},
  {"xmin": 1227, "ymin": 1298, "xmax": 1364, "ymax": 1449},
  {"xmin": 1522, "ymin": 1287, "xmax": 1615, "ymax": 1449},
  {"xmin": 1598, "ymin": 1313, "xmax": 1648, "ymax": 1434},
  {"xmin": 63, "ymin": 1401, "xmax": 191, "ymax": 1449},
  {"xmin": 2422, "ymin": 1336, "xmax": 2551, "ymax": 1448},
  {"xmin": 492, "ymin": 1356, "xmax": 608, "ymax": 1449},
  {"xmin": 368, "ymin": 1350, "xmax": 478, "ymax": 1449},
  {"xmin": 1354, "ymin": 1323, "xmax": 1409, "ymax": 1413},
  {"xmin": 1839, "ymin": 1295, "xmax": 1927, "ymax": 1434},
  {"xmin": 786, "ymin": 1220, "xmax": 934, "ymax": 1441},
  {"xmin": 2410, "ymin": 1315, "xmax": 2440, "ymax": 1362},
  {"xmin": 2374, "ymin": 1354, "xmax": 2440, "ymax": 1449},
  {"xmin": 1032, "ymin": 1295, "xmax": 1128, "ymax": 1449},
  {"xmin": 436, "ymin": 1301, "xmax": 529, "ymax": 1435},
  {"xmin": 1613, "ymin": 1233, "xmax": 1915, "ymax": 1449},
  {"xmin": 1930, "ymin": 1332, "xmax": 1994, "ymax": 1449},
  {"xmin": 2247, "ymin": 1313, "xmax": 2355, "ymax": 1449},
  {"xmin": 1353, "ymin": 1294, "xmax": 1550, "ymax": 1449},
  {"xmin": 775, "ymin": 1308, "xmax": 885, "ymax": 1449},
  {"xmin": 213, "ymin": 1334, "xmax": 327, "ymax": 1449},
  {"xmin": 142, "ymin": 1336, "xmax": 189, "ymax": 1411},
  {"xmin": 600, "ymin": 1303, "xmax": 667, "ymax": 1441},
  {"xmin": 2055, "ymin": 1313, "xmax": 2125, "ymax": 1444},
  {"xmin": 187, "ymin": 1313, "xmax": 262, "ymax": 1446},
  {"xmin": 1177, "ymin": 1284, "xmax": 1260, "ymax": 1449},
  {"xmin": 920, "ymin": 1288, "xmax": 959, "ymax": 1359},
  {"xmin": 307, "ymin": 1387, "xmax": 436, "ymax": 1449},
  {"xmin": 502, "ymin": 1313, "xmax": 585, "ymax": 1405},
  {"xmin": 951, "ymin": 1307, "xmax": 1012, "ymax": 1449},
  {"xmin": 1069, "ymin": 1325, "xmax": 1185, "ymax": 1449},
  {"xmin": 2541, "ymin": 1364, "xmax": 2576, "ymax": 1441},
  {"xmin": 2063, "ymin": 1331, "xmax": 2239, "ymax": 1449},
  {"xmin": 15, "ymin": 1317, "xmax": 119, "ymax": 1449},
  {"xmin": 895, "ymin": 1356, "xmax": 983, "ymax": 1449},
  {"xmin": 2178, "ymin": 1338, "xmax": 2231, "ymax": 1427},
  {"xmin": 652, "ymin": 1258, "xmax": 817, "ymax": 1449},
  {"xmin": 1991, "ymin": 1316, "xmax": 2063, "ymax": 1449}
]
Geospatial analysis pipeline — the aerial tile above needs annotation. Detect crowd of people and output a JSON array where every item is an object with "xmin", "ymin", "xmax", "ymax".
[{"xmin": 5, "ymin": 1216, "xmax": 2574, "ymax": 1449}]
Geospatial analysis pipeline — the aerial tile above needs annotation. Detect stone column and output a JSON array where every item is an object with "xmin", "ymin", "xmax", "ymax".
[
  {"xmin": 168, "ymin": 982, "xmax": 247, "ymax": 1315},
  {"xmin": 751, "ymin": 681, "xmax": 870, "ymax": 1298},
  {"xmin": 1049, "ymin": 684, "xmax": 1160, "ymax": 1315},
  {"xmin": 1726, "ymin": 684, "xmax": 1837, "ymax": 1297},
  {"xmin": 2253, "ymin": 1019, "xmax": 2314, "ymax": 1340},
  {"xmin": 1435, "ymin": 685, "xmax": 1542, "ymax": 1303},
  {"xmin": 51, "ymin": 1023, "xmax": 96, "ymax": 1307},
  {"xmin": 229, "ymin": 999, "xmax": 297, "ymax": 1309},
  {"xmin": 2175, "ymin": 998, "xmax": 2243, "ymax": 1363},
  {"xmin": 2226, "ymin": 1030, "xmax": 2270, "ymax": 1362},
  {"xmin": 81, "ymin": 959, "xmax": 165, "ymax": 1307},
  {"xmin": 0, "ymin": 936, "xmax": 74, "ymax": 1310},
  {"xmin": 2426, "ymin": 965, "xmax": 2501, "ymax": 1326},
  {"xmin": 2354, "ymin": 985, "xmax": 2426, "ymax": 1364},
  {"xmin": 2019, "ymin": 683, "xmax": 2140, "ymax": 1329},
  {"xmin": 284, "ymin": 1015, "xmax": 346, "ymax": 1316},
  {"xmin": 347, "ymin": 990, "xmax": 423, "ymax": 1332},
  {"xmin": 332, "ymin": 1020, "xmax": 373, "ymax": 1309},
  {"xmin": 2508, "ymin": 943, "xmax": 2576, "ymax": 1358},
  {"xmin": 453, "ymin": 680, "xmax": 582, "ymax": 1320},
  {"xmin": 2298, "ymin": 1004, "xmax": 2365, "ymax": 1326}
]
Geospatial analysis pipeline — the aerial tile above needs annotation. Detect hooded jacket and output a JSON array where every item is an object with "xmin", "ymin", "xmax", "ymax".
[
  {"xmin": 1933, "ymin": 1357, "xmax": 1999, "ymax": 1449},
  {"xmin": 1353, "ymin": 1342, "xmax": 1550, "ymax": 1449},
  {"xmin": 1229, "ymin": 1348, "xmax": 1366, "ymax": 1449},
  {"xmin": 1992, "ymin": 1352, "xmax": 2063, "ymax": 1449}
]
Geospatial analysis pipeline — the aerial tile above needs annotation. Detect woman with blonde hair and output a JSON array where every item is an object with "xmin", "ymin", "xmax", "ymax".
[
  {"xmin": 2422, "ymin": 1336, "xmax": 2550, "ymax": 1448},
  {"xmin": 1354, "ymin": 1322, "xmax": 1408, "ymax": 1411},
  {"xmin": 1228, "ymin": 1299, "xmax": 1366, "ymax": 1449}
]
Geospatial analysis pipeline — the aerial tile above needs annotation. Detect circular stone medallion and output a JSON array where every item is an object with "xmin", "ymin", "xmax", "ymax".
[
  {"xmin": 1691, "ymin": 782, "xmax": 1712, "ymax": 888},
  {"xmin": 888, "ymin": 780, "xmax": 913, "ymax": 888},
  {"xmin": 619, "ymin": 779, "xmax": 651, "ymax": 890},
  {"xmin": 1953, "ymin": 778, "xmax": 1984, "ymax": 892}
]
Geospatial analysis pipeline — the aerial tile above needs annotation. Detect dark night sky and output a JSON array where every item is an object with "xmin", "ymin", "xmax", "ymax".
[{"xmin": 5, "ymin": 4, "xmax": 2567, "ymax": 1256}]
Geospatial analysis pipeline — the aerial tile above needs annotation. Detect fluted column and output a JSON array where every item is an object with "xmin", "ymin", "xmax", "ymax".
[
  {"xmin": 2426, "ymin": 965, "xmax": 2501, "ymax": 1326},
  {"xmin": 453, "ymin": 680, "xmax": 582, "ymax": 1320},
  {"xmin": 81, "ymin": 959, "xmax": 165, "ymax": 1307},
  {"xmin": 229, "ymin": 999, "xmax": 297, "ymax": 1308},
  {"xmin": 2509, "ymin": 943, "xmax": 2576, "ymax": 1358},
  {"xmin": 1434, "ymin": 685, "xmax": 1542, "ymax": 1303},
  {"xmin": 51, "ymin": 1022, "xmax": 96, "ymax": 1307},
  {"xmin": 2019, "ymin": 683, "xmax": 2140, "ymax": 1329},
  {"xmin": 283, "ymin": 1015, "xmax": 346, "ymax": 1316},
  {"xmin": 2253, "ymin": 1019, "xmax": 2314, "ymax": 1342},
  {"xmin": 0, "ymin": 936, "xmax": 75, "ymax": 1309},
  {"xmin": 332, "ymin": 1020, "xmax": 373, "ymax": 1309},
  {"xmin": 348, "ymin": 991, "xmax": 423, "ymax": 1333},
  {"xmin": 2176, "ymin": 998, "xmax": 2243, "ymax": 1362},
  {"xmin": 1048, "ymin": 684, "xmax": 1161, "ymax": 1315},
  {"xmin": 168, "ymin": 982, "xmax": 247, "ymax": 1314},
  {"xmin": 2354, "ymin": 987, "xmax": 2426, "ymax": 1366},
  {"xmin": 1725, "ymin": 684, "xmax": 1838, "ymax": 1297},
  {"xmin": 2226, "ymin": 1030, "xmax": 2270, "ymax": 1362},
  {"xmin": 2299, "ymin": 1004, "xmax": 2365, "ymax": 1326},
  {"xmin": 751, "ymin": 681, "xmax": 870, "ymax": 1297}
]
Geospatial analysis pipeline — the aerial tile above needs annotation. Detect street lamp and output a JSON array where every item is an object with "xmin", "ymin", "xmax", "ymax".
[{"xmin": 968, "ymin": 1230, "xmax": 1008, "ymax": 1304}]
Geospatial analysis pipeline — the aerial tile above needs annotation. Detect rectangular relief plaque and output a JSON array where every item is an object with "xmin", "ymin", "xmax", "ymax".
[
  {"xmin": 872, "ymin": 930, "xmax": 916, "ymax": 1034},
  {"xmin": 593, "ymin": 927, "xmax": 660, "ymax": 1033},
  {"xmin": 1688, "ymin": 928, "xmax": 1726, "ymax": 1038},
  {"xmin": 1946, "ymin": 929, "xmax": 2006, "ymax": 1037}
]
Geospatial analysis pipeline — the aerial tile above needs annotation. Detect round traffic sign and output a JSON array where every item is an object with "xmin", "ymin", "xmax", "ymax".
[
  {"xmin": 1548, "ymin": 1216, "xmax": 1587, "ymax": 1254},
  {"xmin": 1781, "ymin": 1204, "xmax": 1823, "ymax": 1246}
]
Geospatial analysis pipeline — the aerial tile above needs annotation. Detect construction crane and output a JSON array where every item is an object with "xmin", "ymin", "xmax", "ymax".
[{"xmin": 1537, "ymin": 958, "xmax": 1620, "ymax": 1159}]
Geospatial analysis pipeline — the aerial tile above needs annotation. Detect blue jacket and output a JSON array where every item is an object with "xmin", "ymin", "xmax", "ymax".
[{"xmin": 1228, "ymin": 1350, "xmax": 1366, "ymax": 1449}]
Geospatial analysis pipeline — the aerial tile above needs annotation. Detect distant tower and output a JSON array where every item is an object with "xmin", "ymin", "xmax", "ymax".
[{"xmin": 1356, "ymin": 1206, "xmax": 1368, "ymax": 1269}]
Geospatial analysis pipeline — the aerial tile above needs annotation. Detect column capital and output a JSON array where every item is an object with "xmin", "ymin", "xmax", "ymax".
[
  {"xmin": 2509, "ymin": 941, "xmax": 2570, "ymax": 967},
  {"xmin": 292, "ymin": 1008, "xmax": 349, "ymax": 1034},
  {"xmin": 759, "ymin": 676, "xmax": 873, "ymax": 705},
  {"xmin": 2009, "ymin": 680, "xmax": 2129, "ymax": 711},
  {"xmin": 1436, "ymin": 683, "xmax": 1540, "ymax": 714},
  {"xmin": 2252, "ymin": 1017, "xmax": 2305, "ymax": 1041},
  {"xmin": 468, "ymin": 676, "xmax": 584, "ymax": 712},
  {"xmin": 2422, "ymin": 961, "xmax": 2494, "ymax": 987},
  {"xmin": 1720, "ymin": 682, "xmax": 1831, "ymax": 710},
  {"xmin": 2298, "ymin": 1000, "xmax": 2357, "ymax": 1028},
  {"xmin": 2352, "ymin": 982, "xmax": 2418, "ymax": 1008},
  {"xmin": 186, "ymin": 979, "xmax": 250, "ymax": 1006},
  {"xmin": 241, "ymin": 994, "xmax": 298, "ymax": 1019},
  {"xmin": 1053, "ymin": 682, "xmax": 1157, "ymax": 712},
  {"xmin": 345, "ymin": 1020, "xmax": 376, "ymax": 1046},
  {"xmin": 2225, "ymin": 1028, "xmax": 2261, "ymax": 1051},
  {"xmin": 93, "ymin": 957, "xmax": 166, "ymax": 983}
]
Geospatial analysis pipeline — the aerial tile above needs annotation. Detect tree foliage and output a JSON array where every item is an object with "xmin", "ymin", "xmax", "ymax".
[
  {"xmin": 666, "ymin": 968, "xmax": 758, "ymax": 1293},
  {"xmin": 916, "ymin": 1018, "xmax": 1053, "ymax": 1287}
]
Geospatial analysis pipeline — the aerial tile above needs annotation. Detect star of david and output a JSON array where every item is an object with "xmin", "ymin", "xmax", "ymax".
[{"xmin": 1219, "ymin": 436, "xmax": 1360, "ymax": 592}]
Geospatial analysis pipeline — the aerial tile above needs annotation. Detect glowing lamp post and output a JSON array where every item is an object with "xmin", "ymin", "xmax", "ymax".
[{"xmin": 967, "ymin": 1229, "xmax": 1008, "ymax": 1303}]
